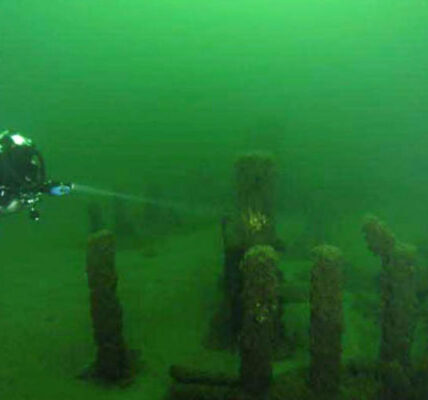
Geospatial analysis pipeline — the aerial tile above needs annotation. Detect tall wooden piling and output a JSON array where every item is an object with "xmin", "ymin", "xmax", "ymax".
[
  {"xmin": 362, "ymin": 215, "xmax": 416, "ymax": 400},
  {"xmin": 309, "ymin": 245, "xmax": 343, "ymax": 399},
  {"xmin": 86, "ymin": 230, "xmax": 133, "ymax": 384},
  {"xmin": 207, "ymin": 152, "xmax": 285, "ymax": 355},
  {"xmin": 239, "ymin": 245, "xmax": 279, "ymax": 398},
  {"xmin": 235, "ymin": 152, "xmax": 277, "ymax": 248}
]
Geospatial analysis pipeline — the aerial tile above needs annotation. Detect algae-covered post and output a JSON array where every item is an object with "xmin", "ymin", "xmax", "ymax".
[
  {"xmin": 84, "ymin": 230, "xmax": 134, "ymax": 385},
  {"xmin": 235, "ymin": 152, "xmax": 277, "ymax": 247},
  {"xmin": 230, "ymin": 153, "xmax": 278, "ymax": 335},
  {"xmin": 362, "ymin": 215, "xmax": 396, "ymax": 266},
  {"xmin": 208, "ymin": 152, "xmax": 283, "ymax": 351},
  {"xmin": 240, "ymin": 245, "xmax": 279, "ymax": 398},
  {"xmin": 362, "ymin": 215, "xmax": 417, "ymax": 400},
  {"xmin": 309, "ymin": 245, "xmax": 343, "ymax": 399}
]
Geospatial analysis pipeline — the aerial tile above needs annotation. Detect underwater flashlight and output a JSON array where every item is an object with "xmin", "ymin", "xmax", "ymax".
[{"xmin": 48, "ymin": 182, "xmax": 73, "ymax": 196}]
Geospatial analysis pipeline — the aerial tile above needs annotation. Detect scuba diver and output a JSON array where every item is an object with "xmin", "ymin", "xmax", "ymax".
[{"xmin": 0, "ymin": 130, "xmax": 73, "ymax": 221}]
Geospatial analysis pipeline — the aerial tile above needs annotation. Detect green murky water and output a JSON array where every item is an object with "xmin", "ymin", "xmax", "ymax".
[{"xmin": 1, "ymin": 1, "xmax": 428, "ymax": 399}]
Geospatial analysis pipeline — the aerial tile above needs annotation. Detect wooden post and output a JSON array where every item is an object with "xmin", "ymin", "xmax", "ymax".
[
  {"xmin": 309, "ymin": 245, "xmax": 343, "ymax": 399},
  {"xmin": 362, "ymin": 215, "xmax": 416, "ymax": 400},
  {"xmin": 85, "ymin": 230, "xmax": 133, "ymax": 384},
  {"xmin": 240, "ymin": 245, "xmax": 279, "ymax": 398}
]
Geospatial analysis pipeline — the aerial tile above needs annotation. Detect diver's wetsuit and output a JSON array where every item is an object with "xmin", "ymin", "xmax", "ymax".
[
  {"xmin": 0, "ymin": 131, "xmax": 47, "ymax": 218},
  {"xmin": 0, "ymin": 130, "xmax": 72, "ymax": 219}
]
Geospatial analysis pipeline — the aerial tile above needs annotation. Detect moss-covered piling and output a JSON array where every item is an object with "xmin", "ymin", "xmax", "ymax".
[
  {"xmin": 235, "ymin": 152, "xmax": 277, "ymax": 247},
  {"xmin": 362, "ymin": 215, "xmax": 416, "ymax": 400},
  {"xmin": 209, "ymin": 153, "xmax": 285, "ymax": 353},
  {"xmin": 85, "ymin": 230, "xmax": 134, "ymax": 385},
  {"xmin": 239, "ymin": 245, "xmax": 279, "ymax": 398},
  {"xmin": 309, "ymin": 245, "xmax": 343, "ymax": 399}
]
